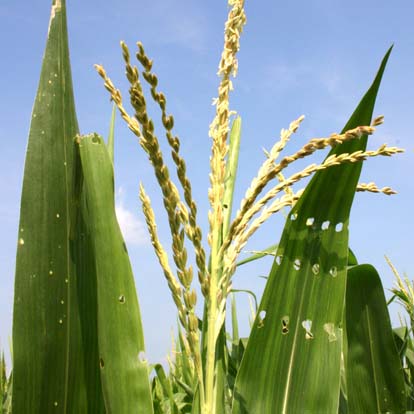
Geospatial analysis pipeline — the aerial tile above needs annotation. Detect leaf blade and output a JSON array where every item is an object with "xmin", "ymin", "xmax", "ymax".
[
  {"xmin": 232, "ymin": 48, "xmax": 392, "ymax": 414},
  {"xmin": 12, "ymin": 1, "xmax": 104, "ymax": 411},
  {"xmin": 77, "ymin": 133, "xmax": 153, "ymax": 413},
  {"xmin": 346, "ymin": 264, "xmax": 406, "ymax": 413}
]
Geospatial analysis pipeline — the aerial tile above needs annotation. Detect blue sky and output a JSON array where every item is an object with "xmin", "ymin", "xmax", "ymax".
[{"xmin": 1, "ymin": 0, "xmax": 413, "ymax": 366}]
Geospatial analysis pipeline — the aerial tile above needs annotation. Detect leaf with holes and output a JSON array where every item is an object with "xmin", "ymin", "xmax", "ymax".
[
  {"xmin": 76, "ymin": 133, "xmax": 153, "ymax": 413},
  {"xmin": 346, "ymin": 264, "xmax": 406, "ymax": 413},
  {"xmin": 232, "ymin": 47, "xmax": 392, "ymax": 414}
]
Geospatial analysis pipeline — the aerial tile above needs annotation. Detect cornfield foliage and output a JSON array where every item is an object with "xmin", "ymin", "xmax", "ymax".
[{"xmin": 4, "ymin": 0, "xmax": 413, "ymax": 413}]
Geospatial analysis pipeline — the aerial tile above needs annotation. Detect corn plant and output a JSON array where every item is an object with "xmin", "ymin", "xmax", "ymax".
[
  {"xmin": 1, "ymin": 353, "xmax": 12, "ymax": 413},
  {"xmin": 10, "ymin": 0, "xmax": 409, "ymax": 413},
  {"xmin": 387, "ymin": 257, "xmax": 414, "ymax": 409}
]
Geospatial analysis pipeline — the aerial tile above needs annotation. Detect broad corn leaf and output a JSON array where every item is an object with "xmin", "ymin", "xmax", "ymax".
[
  {"xmin": 76, "ymin": 133, "xmax": 153, "ymax": 413},
  {"xmin": 346, "ymin": 264, "xmax": 406, "ymax": 413},
  {"xmin": 12, "ymin": 1, "xmax": 104, "ymax": 411},
  {"xmin": 232, "ymin": 47, "xmax": 392, "ymax": 413}
]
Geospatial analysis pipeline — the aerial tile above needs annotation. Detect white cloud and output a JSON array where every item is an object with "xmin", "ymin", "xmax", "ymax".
[{"xmin": 115, "ymin": 188, "xmax": 148, "ymax": 246}]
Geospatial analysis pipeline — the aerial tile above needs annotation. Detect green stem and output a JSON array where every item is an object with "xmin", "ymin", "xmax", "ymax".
[
  {"xmin": 205, "ymin": 118, "xmax": 242, "ymax": 414},
  {"xmin": 205, "ymin": 253, "xmax": 219, "ymax": 414}
]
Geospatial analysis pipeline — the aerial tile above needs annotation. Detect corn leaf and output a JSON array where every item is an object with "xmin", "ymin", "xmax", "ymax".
[
  {"xmin": 232, "ymin": 47, "xmax": 392, "ymax": 414},
  {"xmin": 347, "ymin": 247, "xmax": 358, "ymax": 266},
  {"xmin": 223, "ymin": 116, "xmax": 242, "ymax": 238},
  {"xmin": 346, "ymin": 264, "xmax": 406, "ymax": 413},
  {"xmin": 153, "ymin": 364, "xmax": 179, "ymax": 414},
  {"xmin": 3, "ymin": 374, "xmax": 12, "ymax": 414},
  {"xmin": 107, "ymin": 103, "xmax": 116, "ymax": 164},
  {"xmin": 0, "ymin": 352, "xmax": 5, "ymax": 408},
  {"xmin": 394, "ymin": 327, "xmax": 414, "ymax": 365},
  {"xmin": 231, "ymin": 294, "xmax": 239, "ymax": 348},
  {"xmin": 393, "ymin": 328, "xmax": 414, "ymax": 410},
  {"xmin": 76, "ymin": 133, "xmax": 153, "ymax": 413},
  {"xmin": 12, "ymin": 1, "xmax": 104, "ymax": 411},
  {"xmin": 215, "ymin": 328, "xmax": 229, "ymax": 414},
  {"xmin": 236, "ymin": 244, "xmax": 278, "ymax": 267},
  {"xmin": 176, "ymin": 325, "xmax": 195, "ymax": 390}
]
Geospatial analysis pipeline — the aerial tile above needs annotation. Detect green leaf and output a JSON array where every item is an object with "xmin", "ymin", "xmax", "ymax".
[
  {"xmin": 231, "ymin": 294, "xmax": 239, "ymax": 348},
  {"xmin": 236, "ymin": 244, "xmax": 277, "ymax": 267},
  {"xmin": 394, "ymin": 327, "xmax": 414, "ymax": 362},
  {"xmin": 232, "ymin": 47, "xmax": 392, "ymax": 414},
  {"xmin": 107, "ymin": 103, "xmax": 116, "ymax": 164},
  {"xmin": 347, "ymin": 247, "xmax": 358, "ymax": 266},
  {"xmin": 172, "ymin": 376, "xmax": 194, "ymax": 401},
  {"xmin": 230, "ymin": 289, "xmax": 258, "ymax": 312},
  {"xmin": 12, "ymin": 1, "xmax": 104, "ymax": 412},
  {"xmin": 223, "ymin": 117, "xmax": 242, "ymax": 238},
  {"xmin": 153, "ymin": 364, "xmax": 179, "ymax": 414},
  {"xmin": 346, "ymin": 264, "xmax": 406, "ymax": 413},
  {"xmin": 0, "ymin": 352, "xmax": 5, "ymax": 407},
  {"xmin": 3, "ymin": 371, "xmax": 12, "ymax": 414},
  {"xmin": 214, "ymin": 328, "xmax": 229, "ymax": 414},
  {"xmin": 177, "ymin": 325, "xmax": 196, "ymax": 390},
  {"xmin": 76, "ymin": 133, "xmax": 153, "ymax": 413}
]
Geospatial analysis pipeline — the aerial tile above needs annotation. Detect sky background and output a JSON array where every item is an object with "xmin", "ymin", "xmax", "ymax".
[{"xmin": 1, "ymin": 0, "xmax": 413, "ymax": 367}]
